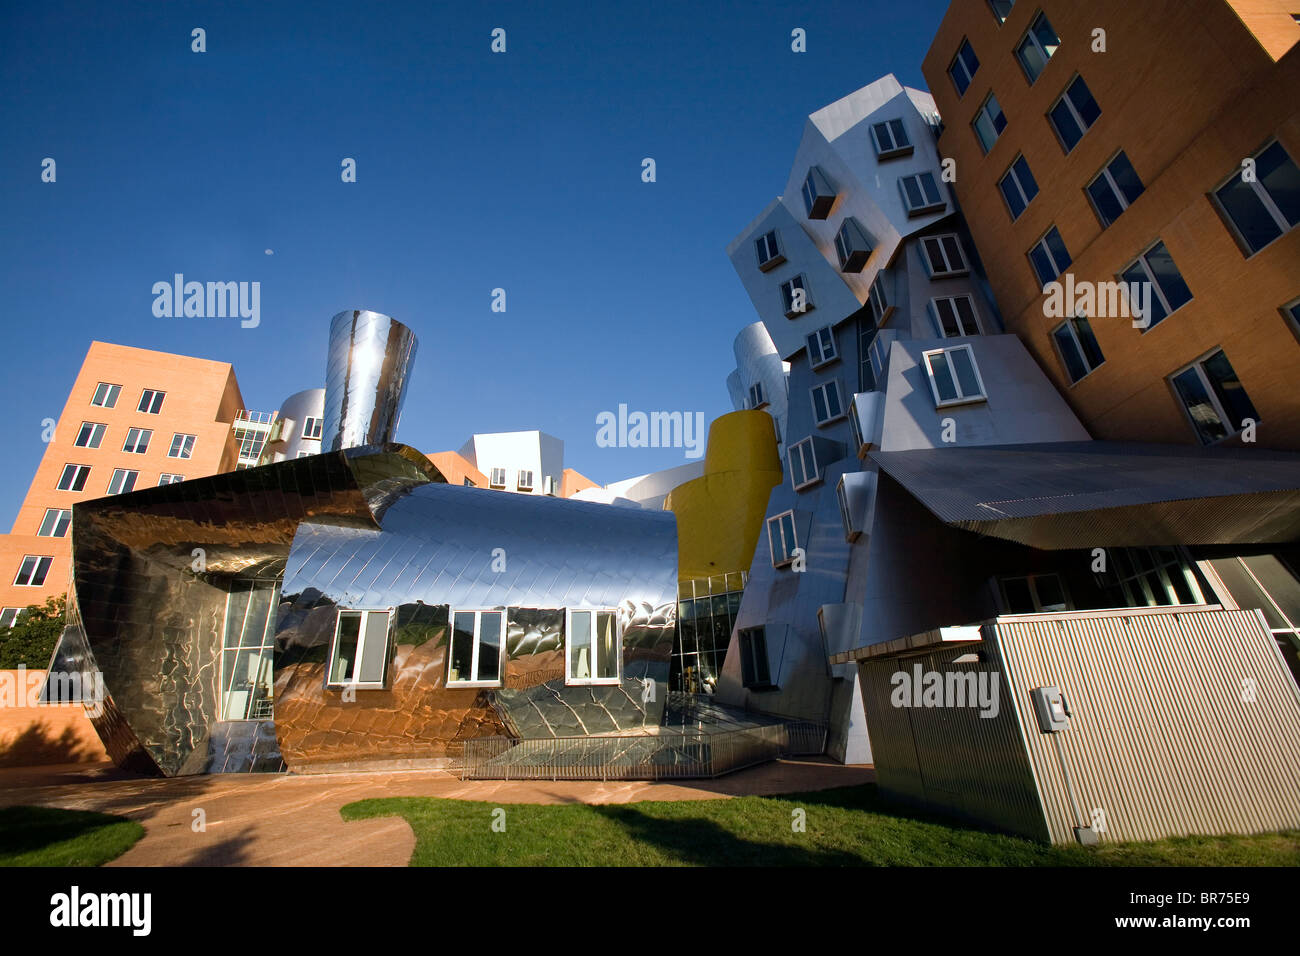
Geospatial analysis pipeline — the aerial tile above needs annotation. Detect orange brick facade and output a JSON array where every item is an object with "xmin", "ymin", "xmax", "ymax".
[
  {"xmin": 0, "ymin": 342, "xmax": 245, "ymax": 619},
  {"xmin": 923, "ymin": 0, "xmax": 1300, "ymax": 449}
]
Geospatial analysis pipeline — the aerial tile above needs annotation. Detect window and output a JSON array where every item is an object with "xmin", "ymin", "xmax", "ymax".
[
  {"xmin": 1028, "ymin": 226, "xmax": 1072, "ymax": 286},
  {"xmin": 748, "ymin": 381, "xmax": 767, "ymax": 409},
  {"xmin": 989, "ymin": 0, "xmax": 1015, "ymax": 23},
  {"xmin": 807, "ymin": 326, "xmax": 838, "ymax": 368},
  {"xmin": 972, "ymin": 92, "xmax": 1007, "ymax": 153},
  {"xmin": 836, "ymin": 476, "xmax": 862, "ymax": 541},
  {"xmin": 0, "ymin": 608, "xmax": 20, "ymax": 628},
  {"xmin": 327, "ymin": 609, "xmax": 393, "ymax": 688},
  {"xmin": 158, "ymin": 473, "xmax": 185, "ymax": 485},
  {"xmin": 566, "ymin": 608, "xmax": 620, "ymax": 684},
  {"xmin": 867, "ymin": 272, "xmax": 895, "ymax": 325},
  {"xmin": 1052, "ymin": 316, "xmax": 1105, "ymax": 383},
  {"xmin": 168, "ymin": 433, "xmax": 196, "ymax": 459},
  {"xmin": 834, "ymin": 217, "xmax": 873, "ymax": 271},
  {"xmin": 489, "ymin": 468, "xmax": 507, "ymax": 489},
  {"xmin": 1106, "ymin": 547, "xmax": 1206, "ymax": 607},
  {"xmin": 767, "ymin": 511, "xmax": 799, "ymax": 567},
  {"xmin": 810, "ymin": 380, "xmax": 845, "ymax": 425},
  {"xmin": 899, "ymin": 172, "xmax": 945, "ymax": 216},
  {"xmin": 948, "ymin": 39, "xmax": 980, "ymax": 96},
  {"xmin": 920, "ymin": 233, "xmax": 969, "ymax": 278},
  {"xmin": 1049, "ymin": 75, "xmax": 1100, "ymax": 153},
  {"xmin": 447, "ymin": 609, "xmax": 504, "ymax": 686},
  {"xmin": 788, "ymin": 437, "xmax": 820, "ymax": 490},
  {"xmin": 738, "ymin": 627, "xmax": 774, "ymax": 689},
  {"xmin": 870, "ymin": 118, "xmax": 912, "ymax": 159},
  {"xmin": 301, "ymin": 417, "xmax": 323, "ymax": 440},
  {"xmin": 1212, "ymin": 141, "xmax": 1300, "ymax": 255},
  {"xmin": 780, "ymin": 275, "xmax": 814, "ymax": 317},
  {"xmin": 1086, "ymin": 151, "xmax": 1144, "ymax": 228},
  {"xmin": 297, "ymin": 451, "xmax": 313, "ymax": 459},
  {"xmin": 106, "ymin": 468, "xmax": 138, "ymax": 495},
  {"xmin": 755, "ymin": 230, "xmax": 785, "ymax": 271},
  {"xmin": 849, "ymin": 396, "xmax": 866, "ymax": 452},
  {"xmin": 1016, "ymin": 11, "xmax": 1059, "ymax": 84},
  {"xmin": 931, "ymin": 295, "xmax": 982, "ymax": 337},
  {"xmin": 1000, "ymin": 573, "xmax": 1069, "ymax": 613},
  {"xmin": 868, "ymin": 332, "xmax": 893, "ymax": 386},
  {"xmin": 801, "ymin": 166, "xmax": 836, "ymax": 219},
  {"xmin": 137, "ymin": 389, "xmax": 165, "ymax": 414},
  {"xmin": 122, "ymin": 427, "xmax": 152, "ymax": 454},
  {"xmin": 517, "ymin": 470, "xmax": 534, "ymax": 492},
  {"xmin": 73, "ymin": 422, "xmax": 106, "ymax": 449},
  {"xmin": 1121, "ymin": 240, "xmax": 1192, "ymax": 330},
  {"xmin": 1169, "ymin": 349, "xmax": 1259, "ymax": 444},
  {"xmin": 14, "ymin": 555, "xmax": 53, "ymax": 587},
  {"xmin": 91, "ymin": 383, "xmax": 120, "ymax": 408},
  {"xmin": 922, "ymin": 345, "xmax": 987, "ymax": 407},
  {"xmin": 56, "ymin": 464, "xmax": 90, "ymax": 492},
  {"xmin": 37, "ymin": 509, "xmax": 71, "ymax": 537},
  {"xmin": 999, "ymin": 155, "xmax": 1039, "ymax": 220}
]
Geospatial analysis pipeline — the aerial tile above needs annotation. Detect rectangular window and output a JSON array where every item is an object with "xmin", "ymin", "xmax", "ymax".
[
  {"xmin": 767, "ymin": 511, "xmax": 799, "ymax": 567},
  {"xmin": 1212, "ymin": 141, "xmax": 1300, "ymax": 255},
  {"xmin": 870, "ymin": 118, "xmax": 912, "ymax": 159},
  {"xmin": 972, "ymin": 92, "xmax": 1007, "ymax": 154},
  {"xmin": 780, "ymin": 274, "xmax": 814, "ymax": 317},
  {"xmin": 14, "ymin": 555, "xmax": 53, "ymax": 587},
  {"xmin": 158, "ymin": 473, "xmax": 185, "ymax": 485},
  {"xmin": 1016, "ymin": 11, "xmax": 1060, "ymax": 84},
  {"xmin": 738, "ymin": 627, "xmax": 774, "ymax": 689},
  {"xmin": 834, "ymin": 217, "xmax": 873, "ymax": 271},
  {"xmin": 810, "ymin": 380, "xmax": 845, "ymax": 425},
  {"xmin": 801, "ymin": 167, "xmax": 836, "ymax": 219},
  {"xmin": 899, "ymin": 172, "xmax": 945, "ymax": 216},
  {"xmin": 923, "ymin": 344, "xmax": 987, "ymax": 407},
  {"xmin": 74, "ymin": 422, "xmax": 106, "ymax": 449},
  {"xmin": 806, "ymin": 326, "xmax": 838, "ymax": 368},
  {"xmin": 301, "ymin": 417, "xmax": 323, "ymax": 440},
  {"xmin": 948, "ymin": 38, "xmax": 980, "ymax": 96},
  {"xmin": 297, "ymin": 451, "xmax": 313, "ymax": 459},
  {"xmin": 138, "ymin": 389, "xmax": 165, "ymax": 414},
  {"xmin": 931, "ymin": 295, "xmax": 982, "ymax": 337},
  {"xmin": 748, "ymin": 381, "xmax": 767, "ymax": 409},
  {"xmin": 869, "ymin": 332, "xmax": 892, "ymax": 386},
  {"xmin": 920, "ymin": 233, "xmax": 970, "ymax": 278},
  {"xmin": 868, "ymin": 273, "xmax": 895, "ymax": 326},
  {"xmin": 327, "ymin": 608, "xmax": 393, "ymax": 688},
  {"xmin": 1121, "ymin": 240, "xmax": 1192, "ymax": 330},
  {"xmin": 1049, "ymin": 75, "xmax": 1101, "ymax": 153},
  {"xmin": 999, "ymin": 155, "xmax": 1039, "ymax": 220},
  {"xmin": 849, "ymin": 396, "xmax": 866, "ymax": 452},
  {"xmin": 91, "ymin": 383, "xmax": 120, "ymax": 408},
  {"xmin": 122, "ymin": 427, "xmax": 152, "ymax": 454},
  {"xmin": 1051, "ymin": 316, "xmax": 1105, "ymax": 384},
  {"xmin": 1000, "ymin": 573, "xmax": 1070, "ymax": 613},
  {"xmin": 1169, "ymin": 349, "xmax": 1260, "ymax": 444},
  {"xmin": 837, "ymin": 476, "xmax": 862, "ymax": 541},
  {"xmin": 106, "ymin": 468, "xmax": 138, "ymax": 495},
  {"xmin": 37, "ymin": 509, "xmax": 71, "ymax": 537},
  {"xmin": 755, "ymin": 230, "xmax": 785, "ymax": 271},
  {"xmin": 447, "ymin": 609, "xmax": 504, "ymax": 686},
  {"xmin": 1086, "ymin": 151, "xmax": 1145, "ymax": 228},
  {"xmin": 1106, "ymin": 547, "xmax": 1206, "ymax": 608},
  {"xmin": 168, "ymin": 433, "xmax": 196, "ymax": 459},
  {"xmin": 1028, "ymin": 226, "xmax": 1072, "ymax": 286},
  {"xmin": 566, "ymin": 608, "xmax": 620, "ymax": 684},
  {"xmin": 489, "ymin": 468, "xmax": 507, "ymax": 489},
  {"xmin": 788, "ymin": 437, "xmax": 820, "ymax": 490},
  {"xmin": 0, "ymin": 608, "xmax": 20, "ymax": 628},
  {"xmin": 517, "ymin": 470, "xmax": 534, "ymax": 491},
  {"xmin": 989, "ymin": 0, "xmax": 1015, "ymax": 23},
  {"xmin": 57, "ymin": 464, "xmax": 90, "ymax": 492}
]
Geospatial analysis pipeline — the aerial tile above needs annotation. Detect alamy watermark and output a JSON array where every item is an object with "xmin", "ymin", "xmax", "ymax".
[
  {"xmin": 152, "ymin": 274, "xmax": 260, "ymax": 328},
  {"xmin": 890, "ymin": 663, "xmax": 1000, "ymax": 718},
  {"xmin": 0, "ymin": 664, "xmax": 105, "ymax": 718},
  {"xmin": 1042, "ymin": 273, "xmax": 1153, "ymax": 328},
  {"xmin": 596, "ymin": 404, "xmax": 706, "ymax": 459}
]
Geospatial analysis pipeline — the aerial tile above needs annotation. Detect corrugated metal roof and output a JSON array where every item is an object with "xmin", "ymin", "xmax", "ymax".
[{"xmin": 869, "ymin": 441, "xmax": 1300, "ymax": 548}]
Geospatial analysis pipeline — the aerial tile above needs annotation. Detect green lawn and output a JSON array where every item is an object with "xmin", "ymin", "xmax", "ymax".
[
  {"xmin": 0, "ymin": 806, "xmax": 145, "ymax": 867},
  {"xmin": 341, "ymin": 785, "xmax": 1300, "ymax": 866}
]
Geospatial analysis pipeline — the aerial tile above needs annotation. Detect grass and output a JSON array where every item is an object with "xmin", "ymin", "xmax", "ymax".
[
  {"xmin": 341, "ymin": 785, "xmax": 1300, "ymax": 866},
  {"xmin": 0, "ymin": 806, "xmax": 145, "ymax": 867}
]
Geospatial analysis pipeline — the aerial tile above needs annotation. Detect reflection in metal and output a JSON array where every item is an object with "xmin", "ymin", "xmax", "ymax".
[{"xmin": 322, "ymin": 310, "xmax": 418, "ymax": 452}]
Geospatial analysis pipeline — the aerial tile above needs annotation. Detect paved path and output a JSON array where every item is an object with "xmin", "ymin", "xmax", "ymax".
[{"xmin": 0, "ymin": 759, "xmax": 873, "ymax": 866}]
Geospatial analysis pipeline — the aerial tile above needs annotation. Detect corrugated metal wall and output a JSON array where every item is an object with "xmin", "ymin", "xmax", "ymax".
[{"xmin": 994, "ymin": 608, "xmax": 1300, "ymax": 844}]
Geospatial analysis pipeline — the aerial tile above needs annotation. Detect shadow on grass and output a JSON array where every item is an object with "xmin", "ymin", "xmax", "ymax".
[{"xmin": 0, "ymin": 805, "xmax": 144, "ymax": 866}]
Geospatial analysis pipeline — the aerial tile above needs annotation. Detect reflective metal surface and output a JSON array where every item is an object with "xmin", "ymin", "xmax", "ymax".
[{"xmin": 322, "ymin": 310, "xmax": 418, "ymax": 452}]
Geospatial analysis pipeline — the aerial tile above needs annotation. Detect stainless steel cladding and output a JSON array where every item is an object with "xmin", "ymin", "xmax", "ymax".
[{"xmin": 322, "ymin": 310, "xmax": 418, "ymax": 452}]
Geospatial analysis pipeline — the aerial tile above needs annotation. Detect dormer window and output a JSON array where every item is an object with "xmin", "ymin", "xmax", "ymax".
[
  {"xmin": 801, "ymin": 166, "xmax": 836, "ymax": 219},
  {"xmin": 755, "ymin": 230, "xmax": 785, "ymax": 272},
  {"xmin": 834, "ymin": 217, "xmax": 873, "ymax": 272}
]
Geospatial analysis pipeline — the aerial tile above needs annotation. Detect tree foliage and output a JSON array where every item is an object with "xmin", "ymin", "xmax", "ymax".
[{"xmin": 0, "ymin": 595, "xmax": 67, "ymax": 669}]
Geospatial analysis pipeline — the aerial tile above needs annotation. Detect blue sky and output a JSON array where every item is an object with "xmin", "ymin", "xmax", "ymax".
[{"xmin": 0, "ymin": 0, "xmax": 951, "ymax": 517}]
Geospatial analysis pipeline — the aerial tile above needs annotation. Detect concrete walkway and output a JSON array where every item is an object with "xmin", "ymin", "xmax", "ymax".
[{"xmin": 0, "ymin": 759, "xmax": 873, "ymax": 866}]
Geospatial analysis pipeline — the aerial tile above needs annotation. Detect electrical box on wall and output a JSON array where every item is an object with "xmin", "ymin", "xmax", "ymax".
[{"xmin": 1031, "ymin": 685, "xmax": 1071, "ymax": 732}]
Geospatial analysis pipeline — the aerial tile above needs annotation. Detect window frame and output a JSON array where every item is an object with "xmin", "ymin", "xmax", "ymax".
[
  {"xmin": 56, "ymin": 463, "xmax": 91, "ymax": 492},
  {"xmin": 1028, "ymin": 225, "xmax": 1072, "ymax": 287},
  {"xmin": 90, "ymin": 383, "xmax": 120, "ymax": 408},
  {"xmin": 517, "ymin": 470, "xmax": 534, "ymax": 492},
  {"xmin": 158, "ymin": 473, "xmax": 186, "ymax": 485},
  {"xmin": 301, "ymin": 417, "xmax": 323, "ymax": 441},
  {"xmin": 999, "ymin": 573, "xmax": 1071, "ymax": 613},
  {"xmin": 74, "ymin": 422, "xmax": 106, "ymax": 449},
  {"xmin": 767, "ymin": 510, "xmax": 799, "ymax": 568},
  {"xmin": 998, "ymin": 154, "xmax": 1039, "ymax": 221},
  {"xmin": 106, "ymin": 468, "xmax": 139, "ymax": 495},
  {"xmin": 1048, "ymin": 74, "xmax": 1100, "ymax": 154},
  {"xmin": 755, "ymin": 229, "xmax": 785, "ymax": 272},
  {"xmin": 836, "ymin": 475, "xmax": 862, "ymax": 541},
  {"xmin": 988, "ymin": 0, "xmax": 1015, "ymax": 23},
  {"xmin": 37, "ymin": 508, "xmax": 72, "ymax": 537},
  {"xmin": 1210, "ymin": 140, "xmax": 1300, "ymax": 257},
  {"xmin": 0, "ymin": 608, "xmax": 21, "ymax": 628},
  {"xmin": 489, "ymin": 467, "xmax": 507, "ymax": 489},
  {"xmin": 1051, "ymin": 315, "xmax": 1105, "ymax": 385},
  {"xmin": 810, "ymin": 379, "xmax": 846, "ymax": 426},
  {"xmin": 168, "ymin": 433, "xmax": 196, "ymax": 459},
  {"xmin": 122, "ymin": 427, "xmax": 152, "ymax": 455},
  {"xmin": 788, "ymin": 437, "xmax": 820, "ymax": 491},
  {"xmin": 948, "ymin": 38, "xmax": 980, "ymax": 97},
  {"xmin": 972, "ymin": 91, "xmax": 1007, "ymax": 154},
  {"xmin": 780, "ymin": 274, "xmax": 814, "ymax": 318},
  {"xmin": 1015, "ymin": 11, "xmax": 1060, "ymax": 85},
  {"xmin": 801, "ymin": 166, "xmax": 836, "ymax": 219},
  {"xmin": 834, "ymin": 217, "xmax": 873, "ymax": 272},
  {"xmin": 867, "ymin": 272, "xmax": 894, "ymax": 326},
  {"xmin": 14, "ymin": 555, "xmax": 53, "ymax": 587},
  {"xmin": 748, "ymin": 381, "xmax": 767, "ymax": 409},
  {"xmin": 564, "ymin": 608, "xmax": 622, "ymax": 686},
  {"xmin": 899, "ymin": 172, "xmax": 946, "ymax": 217},
  {"xmin": 922, "ymin": 344, "xmax": 988, "ymax": 408},
  {"xmin": 920, "ymin": 233, "xmax": 970, "ymax": 278},
  {"xmin": 1086, "ymin": 151, "xmax": 1144, "ymax": 228},
  {"xmin": 930, "ymin": 295, "xmax": 983, "ymax": 338},
  {"xmin": 806, "ymin": 326, "xmax": 839, "ymax": 369},
  {"xmin": 446, "ymin": 608, "xmax": 506, "ymax": 688},
  {"xmin": 326, "ymin": 607, "xmax": 394, "ymax": 690},
  {"xmin": 137, "ymin": 389, "xmax": 165, "ymax": 415},
  {"xmin": 1120, "ymin": 239, "xmax": 1192, "ymax": 332},
  {"xmin": 870, "ymin": 118, "xmax": 913, "ymax": 159},
  {"xmin": 1168, "ymin": 348, "xmax": 1259, "ymax": 445},
  {"xmin": 738, "ymin": 626, "xmax": 775, "ymax": 689}
]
